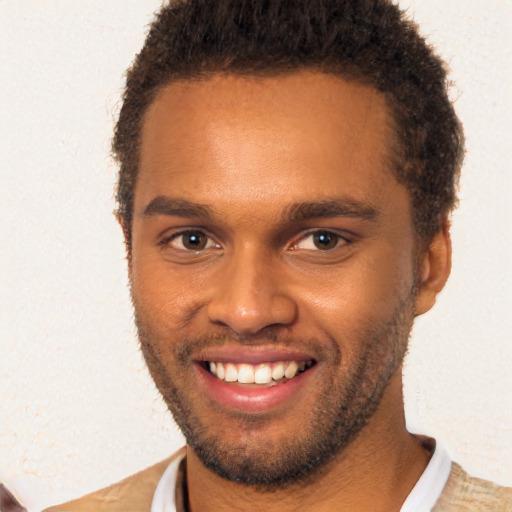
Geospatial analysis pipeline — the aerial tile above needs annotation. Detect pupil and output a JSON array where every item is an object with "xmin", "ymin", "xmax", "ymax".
[
  {"xmin": 184, "ymin": 231, "xmax": 205, "ymax": 249},
  {"xmin": 314, "ymin": 231, "xmax": 337, "ymax": 250}
]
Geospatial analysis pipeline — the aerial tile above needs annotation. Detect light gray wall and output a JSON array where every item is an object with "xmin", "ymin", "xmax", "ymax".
[{"xmin": 1, "ymin": 1, "xmax": 510, "ymax": 510}]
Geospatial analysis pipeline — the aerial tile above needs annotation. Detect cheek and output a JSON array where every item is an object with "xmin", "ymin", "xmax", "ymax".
[
  {"xmin": 131, "ymin": 253, "xmax": 211, "ymax": 333},
  {"xmin": 293, "ymin": 249, "xmax": 414, "ymax": 339}
]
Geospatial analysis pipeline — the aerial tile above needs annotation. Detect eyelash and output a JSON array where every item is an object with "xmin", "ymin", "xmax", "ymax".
[
  {"xmin": 290, "ymin": 230, "xmax": 350, "ymax": 251},
  {"xmin": 160, "ymin": 230, "xmax": 220, "ymax": 252},
  {"xmin": 160, "ymin": 229, "xmax": 350, "ymax": 253}
]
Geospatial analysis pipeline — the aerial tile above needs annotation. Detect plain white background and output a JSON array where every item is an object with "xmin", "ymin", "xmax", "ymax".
[{"xmin": 1, "ymin": 1, "xmax": 511, "ymax": 510}]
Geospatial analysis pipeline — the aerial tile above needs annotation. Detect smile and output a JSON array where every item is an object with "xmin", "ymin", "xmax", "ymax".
[
  {"xmin": 206, "ymin": 360, "xmax": 315, "ymax": 385},
  {"xmin": 193, "ymin": 347, "xmax": 319, "ymax": 411}
]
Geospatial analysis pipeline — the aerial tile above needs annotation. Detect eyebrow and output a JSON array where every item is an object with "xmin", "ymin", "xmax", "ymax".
[
  {"xmin": 141, "ymin": 196, "xmax": 213, "ymax": 219},
  {"xmin": 141, "ymin": 196, "xmax": 379, "ymax": 223},
  {"xmin": 284, "ymin": 199, "xmax": 379, "ymax": 222}
]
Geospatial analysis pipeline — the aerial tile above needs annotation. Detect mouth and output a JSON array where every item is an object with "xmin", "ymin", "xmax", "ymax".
[
  {"xmin": 193, "ymin": 348, "xmax": 319, "ymax": 412},
  {"xmin": 201, "ymin": 359, "xmax": 315, "ymax": 386}
]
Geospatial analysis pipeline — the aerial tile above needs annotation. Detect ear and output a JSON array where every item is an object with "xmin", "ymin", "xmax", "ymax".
[
  {"xmin": 414, "ymin": 217, "xmax": 452, "ymax": 316},
  {"xmin": 117, "ymin": 214, "xmax": 133, "ymax": 275}
]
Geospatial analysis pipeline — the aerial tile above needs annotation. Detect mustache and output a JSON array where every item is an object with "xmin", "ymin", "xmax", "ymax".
[{"xmin": 170, "ymin": 332, "xmax": 338, "ymax": 367}]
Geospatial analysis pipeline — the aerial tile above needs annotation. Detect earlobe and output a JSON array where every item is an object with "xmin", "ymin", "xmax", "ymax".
[{"xmin": 414, "ymin": 218, "xmax": 452, "ymax": 316}]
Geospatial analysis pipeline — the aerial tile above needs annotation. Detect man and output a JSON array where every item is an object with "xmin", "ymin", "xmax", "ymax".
[{"xmin": 44, "ymin": 0, "xmax": 511, "ymax": 510}]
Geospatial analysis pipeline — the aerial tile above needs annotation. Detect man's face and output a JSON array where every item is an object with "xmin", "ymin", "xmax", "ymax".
[{"xmin": 130, "ymin": 71, "xmax": 418, "ymax": 485}]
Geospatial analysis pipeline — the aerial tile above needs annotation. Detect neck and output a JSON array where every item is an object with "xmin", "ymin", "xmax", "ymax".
[{"xmin": 185, "ymin": 374, "xmax": 430, "ymax": 512}]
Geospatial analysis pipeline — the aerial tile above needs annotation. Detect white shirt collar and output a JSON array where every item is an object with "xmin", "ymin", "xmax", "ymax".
[
  {"xmin": 151, "ymin": 441, "xmax": 451, "ymax": 512},
  {"xmin": 151, "ymin": 451, "xmax": 185, "ymax": 512},
  {"xmin": 399, "ymin": 440, "xmax": 452, "ymax": 512}
]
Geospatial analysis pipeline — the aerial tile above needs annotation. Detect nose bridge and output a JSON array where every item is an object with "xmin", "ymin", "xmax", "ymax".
[
  {"xmin": 207, "ymin": 242, "xmax": 296, "ymax": 334},
  {"xmin": 231, "ymin": 242, "xmax": 267, "ymax": 290}
]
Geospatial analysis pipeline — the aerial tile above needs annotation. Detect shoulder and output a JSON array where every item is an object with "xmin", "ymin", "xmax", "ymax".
[
  {"xmin": 433, "ymin": 462, "xmax": 512, "ymax": 512},
  {"xmin": 42, "ymin": 447, "xmax": 185, "ymax": 512}
]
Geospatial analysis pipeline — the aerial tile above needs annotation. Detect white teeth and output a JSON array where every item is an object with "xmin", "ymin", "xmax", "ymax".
[
  {"xmin": 284, "ymin": 361, "xmax": 299, "ymax": 379},
  {"xmin": 237, "ymin": 364, "xmax": 255, "ymax": 384},
  {"xmin": 254, "ymin": 364, "xmax": 272, "ymax": 384},
  {"xmin": 271, "ymin": 362, "xmax": 285, "ymax": 381},
  {"xmin": 208, "ymin": 360, "xmax": 312, "ymax": 384},
  {"xmin": 216, "ymin": 362, "xmax": 225, "ymax": 380},
  {"xmin": 224, "ymin": 363, "xmax": 238, "ymax": 382}
]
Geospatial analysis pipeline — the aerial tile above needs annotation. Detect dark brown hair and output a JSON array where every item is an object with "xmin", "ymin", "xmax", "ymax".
[{"xmin": 113, "ymin": 0, "xmax": 464, "ymax": 246}]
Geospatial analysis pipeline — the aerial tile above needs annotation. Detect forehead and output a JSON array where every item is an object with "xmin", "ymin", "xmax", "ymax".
[{"xmin": 137, "ymin": 71, "xmax": 401, "ymax": 216}]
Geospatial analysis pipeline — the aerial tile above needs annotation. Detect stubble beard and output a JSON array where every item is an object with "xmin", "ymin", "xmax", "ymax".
[{"xmin": 134, "ymin": 289, "xmax": 416, "ymax": 489}]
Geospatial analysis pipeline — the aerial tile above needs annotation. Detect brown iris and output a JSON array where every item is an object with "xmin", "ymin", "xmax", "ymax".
[
  {"xmin": 181, "ymin": 231, "xmax": 208, "ymax": 250},
  {"xmin": 312, "ymin": 231, "xmax": 338, "ymax": 250}
]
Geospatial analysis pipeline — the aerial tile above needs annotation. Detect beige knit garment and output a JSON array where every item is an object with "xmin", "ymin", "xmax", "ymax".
[
  {"xmin": 43, "ymin": 450, "xmax": 512, "ymax": 512},
  {"xmin": 432, "ymin": 462, "xmax": 512, "ymax": 512}
]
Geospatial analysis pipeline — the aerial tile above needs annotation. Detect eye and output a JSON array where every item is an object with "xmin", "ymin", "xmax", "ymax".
[
  {"xmin": 293, "ymin": 230, "xmax": 347, "ymax": 251},
  {"xmin": 165, "ymin": 230, "xmax": 219, "ymax": 251}
]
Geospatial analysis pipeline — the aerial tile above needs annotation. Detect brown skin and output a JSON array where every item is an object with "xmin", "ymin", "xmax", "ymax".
[{"xmin": 126, "ymin": 71, "xmax": 451, "ymax": 511}]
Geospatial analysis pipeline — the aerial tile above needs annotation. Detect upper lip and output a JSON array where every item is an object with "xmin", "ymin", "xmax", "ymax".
[{"xmin": 194, "ymin": 345, "xmax": 316, "ymax": 364}]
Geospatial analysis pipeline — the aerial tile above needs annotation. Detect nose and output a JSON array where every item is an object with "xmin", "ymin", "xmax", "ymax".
[{"xmin": 207, "ymin": 248, "xmax": 297, "ymax": 335}]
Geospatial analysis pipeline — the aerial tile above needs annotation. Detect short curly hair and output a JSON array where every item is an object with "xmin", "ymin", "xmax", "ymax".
[{"xmin": 113, "ymin": 0, "xmax": 464, "ymax": 247}]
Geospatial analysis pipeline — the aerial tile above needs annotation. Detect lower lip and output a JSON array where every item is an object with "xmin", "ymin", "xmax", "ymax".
[{"xmin": 195, "ymin": 363, "xmax": 316, "ymax": 412}]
